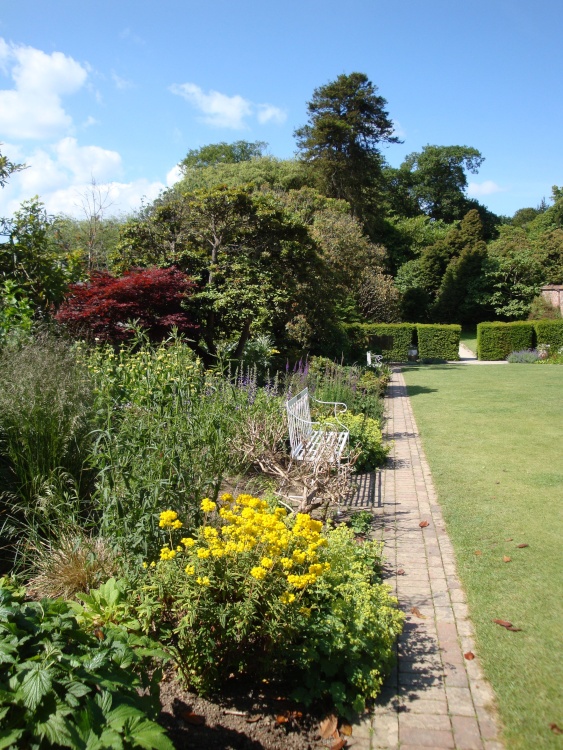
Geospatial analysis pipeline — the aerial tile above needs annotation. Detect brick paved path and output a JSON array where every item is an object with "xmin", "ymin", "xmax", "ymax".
[{"xmin": 345, "ymin": 369, "xmax": 504, "ymax": 750}]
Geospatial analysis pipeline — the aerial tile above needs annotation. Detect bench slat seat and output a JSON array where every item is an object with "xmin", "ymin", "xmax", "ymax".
[{"xmin": 286, "ymin": 387, "xmax": 349, "ymax": 464}]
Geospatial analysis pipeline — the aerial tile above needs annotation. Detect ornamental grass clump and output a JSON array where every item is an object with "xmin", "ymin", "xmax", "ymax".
[{"xmin": 136, "ymin": 495, "xmax": 403, "ymax": 716}]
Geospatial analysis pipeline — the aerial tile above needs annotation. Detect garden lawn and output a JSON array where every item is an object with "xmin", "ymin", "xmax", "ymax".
[{"xmin": 402, "ymin": 364, "xmax": 563, "ymax": 750}]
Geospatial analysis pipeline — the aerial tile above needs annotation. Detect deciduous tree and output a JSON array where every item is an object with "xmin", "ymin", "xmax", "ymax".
[
  {"xmin": 397, "ymin": 145, "xmax": 484, "ymax": 223},
  {"xmin": 116, "ymin": 186, "xmax": 326, "ymax": 362},
  {"xmin": 55, "ymin": 266, "xmax": 196, "ymax": 342},
  {"xmin": 180, "ymin": 140, "xmax": 268, "ymax": 171}
]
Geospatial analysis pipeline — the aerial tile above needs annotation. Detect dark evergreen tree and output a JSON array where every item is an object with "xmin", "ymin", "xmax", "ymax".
[{"xmin": 294, "ymin": 73, "xmax": 400, "ymax": 222}]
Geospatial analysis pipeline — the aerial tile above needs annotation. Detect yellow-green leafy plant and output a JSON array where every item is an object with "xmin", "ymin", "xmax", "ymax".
[{"xmin": 289, "ymin": 524, "xmax": 404, "ymax": 716}]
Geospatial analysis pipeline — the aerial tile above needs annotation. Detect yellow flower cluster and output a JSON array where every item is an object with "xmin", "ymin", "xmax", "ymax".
[
  {"xmin": 159, "ymin": 510, "xmax": 183, "ymax": 529},
  {"xmin": 201, "ymin": 498, "xmax": 217, "ymax": 513},
  {"xmin": 152, "ymin": 495, "xmax": 331, "ymax": 596}
]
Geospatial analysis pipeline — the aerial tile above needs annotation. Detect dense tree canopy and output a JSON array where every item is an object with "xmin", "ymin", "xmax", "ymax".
[
  {"xmin": 1, "ymin": 74, "xmax": 561, "ymax": 354},
  {"xmin": 396, "ymin": 145, "xmax": 484, "ymax": 222},
  {"xmin": 116, "ymin": 185, "xmax": 328, "ymax": 362},
  {"xmin": 180, "ymin": 140, "xmax": 268, "ymax": 171},
  {"xmin": 0, "ymin": 199, "xmax": 82, "ymax": 311}
]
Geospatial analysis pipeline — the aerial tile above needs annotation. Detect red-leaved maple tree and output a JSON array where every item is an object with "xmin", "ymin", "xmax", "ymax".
[{"xmin": 55, "ymin": 266, "xmax": 197, "ymax": 343}]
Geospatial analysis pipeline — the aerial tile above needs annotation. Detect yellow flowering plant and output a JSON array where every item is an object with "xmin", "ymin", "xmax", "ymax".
[
  {"xmin": 140, "ymin": 495, "xmax": 332, "ymax": 692},
  {"xmin": 135, "ymin": 495, "xmax": 403, "ymax": 715}
]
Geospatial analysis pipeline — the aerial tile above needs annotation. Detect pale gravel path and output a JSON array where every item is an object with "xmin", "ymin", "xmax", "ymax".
[{"xmin": 346, "ymin": 369, "xmax": 504, "ymax": 750}]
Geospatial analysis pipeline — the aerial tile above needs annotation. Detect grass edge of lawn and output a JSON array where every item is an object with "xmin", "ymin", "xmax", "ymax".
[{"xmin": 402, "ymin": 364, "xmax": 563, "ymax": 750}]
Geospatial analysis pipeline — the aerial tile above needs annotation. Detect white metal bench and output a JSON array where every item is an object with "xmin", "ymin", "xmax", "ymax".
[
  {"xmin": 285, "ymin": 387, "xmax": 349, "ymax": 464},
  {"xmin": 367, "ymin": 351, "xmax": 384, "ymax": 368}
]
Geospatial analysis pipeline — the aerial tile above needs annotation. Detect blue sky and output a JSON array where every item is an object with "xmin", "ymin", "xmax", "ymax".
[{"xmin": 0, "ymin": 0, "xmax": 561, "ymax": 219}]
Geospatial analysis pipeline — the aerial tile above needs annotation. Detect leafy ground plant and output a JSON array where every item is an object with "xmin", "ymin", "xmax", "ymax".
[
  {"xmin": 348, "ymin": 510, "xmax": 373, "ymax": 536},
  {"xmin": 0, "ymin": 577, "xmax": 172, "ymax": 749},
  {"xmin": 331, "ymin": 412, "xmax": 388, "ymax": 471}
]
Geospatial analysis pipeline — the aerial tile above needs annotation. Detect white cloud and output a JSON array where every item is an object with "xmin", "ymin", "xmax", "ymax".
[
  {"xmin": 170, "ymin": 82, "xmax": 286, "ymax": 129},
  {"xmin": 53, "ymin": 137, "xmax": 122, "ymax": 182},
  {"xmin": 170, "ymin": 83, "xmax": 252, "ymax": 129},
  {"xmin": 467, "ymin": 180, "xmax": 504, "ymax": 197},
  {"xmin": 0, "ymin": 138, "xmax": 165, "ymax": 218},
  {"xmin": 0, "ymin": 39, "xmax": 88, "ymax": 139},
  {"xmin": 112, "ymin": 71, "xmax": 134, "ymax": 90},
  {"xmin": 166, "ymin": 164, "xmax": 183, "ymax": 187},
  {"xmin": 257, "ymin": 104, "xmax": 286, "ymax": 125},
  {"xmin": 43, "ymin": 178, "xmax": 165, "ymax": 217}
]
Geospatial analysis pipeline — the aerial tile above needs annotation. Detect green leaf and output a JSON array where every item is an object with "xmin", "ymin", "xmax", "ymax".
[
  {"xmin": 91, "ymin": 727, "xmax": 124, "ymax": 750},
  {"xmin": 106, "ymin": 703, "xmax": 146, "ymax": 729},
  {"xmin": 0, "ymin": 728, "xmax": 24, "ymax": 749},
  {"xmin": 21, "ymin": 665, "xmax": 52, "ymax": 711},
  {"xmin": 64, "ymin": 680, "xmax": 92, "ymax": 708},
  {"xmin": 126, "ymin": 719, "xmax": 174, "ymax": 750},
  {"xmin": 35, "ymin": 708, "xmax": 74, "ymax": 748}
]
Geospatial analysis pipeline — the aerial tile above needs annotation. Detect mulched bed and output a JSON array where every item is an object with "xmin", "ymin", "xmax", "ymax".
[{"xmin": 158, "ymin": 669, "xmax": 353, "ymax": 750}]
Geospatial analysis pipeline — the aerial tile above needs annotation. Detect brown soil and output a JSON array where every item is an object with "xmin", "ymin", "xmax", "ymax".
[{"xmin": 158, "ymin": 669, "xmax": 349, "ymax": 750}]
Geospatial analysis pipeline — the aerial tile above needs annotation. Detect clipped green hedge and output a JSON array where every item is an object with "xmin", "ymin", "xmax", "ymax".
[
  {"xmin": 416, "ymin": 324, "xmax": 461, "ymax": 361},
  {"xmin": 477, "ymin": 322, "xmax": 534, "ymax": 360},
  {"xmin": 345, "ymin": 323, "xmax": 415, "ymax": 362},
  {"xmin": 534, "ymin": 319, "xmax": 563, "ymax": 350}
]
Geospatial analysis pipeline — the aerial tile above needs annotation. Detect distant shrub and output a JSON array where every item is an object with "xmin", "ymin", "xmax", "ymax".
[
  {"xmin": 345, "ymin": 322, "xmax": 415, "ymax": 362},
  {"xmin": 55, "ymin": 266, "xmax": 197, "ymax": 343},
  {"xmin": 528, "ymin": 295, "xmax": 561, "ymax": 320},
  {"xmin": 416, "ymin": 324, "xmax": 461, "ymax": 361},
  {"xmin": 533, "ymin": 319, "xmax": 563, "ymax": 350},
  {"xmin": 507, "ymin": 349, "xmax": 540, "ymax": 363},
  {"xmin": 477, "ymin": 322, "xmax": 534, "ymax": 360}
]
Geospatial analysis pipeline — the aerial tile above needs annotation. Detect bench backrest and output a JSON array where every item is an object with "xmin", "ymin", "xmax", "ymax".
[{"xmin": 286, "ymin": 387, "xmax": 313, "ymax": 457}]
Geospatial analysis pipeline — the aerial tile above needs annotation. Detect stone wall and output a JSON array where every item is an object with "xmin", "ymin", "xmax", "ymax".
[{"xmin": 541, "ymin": 285, "xmax": 563, "ymax": 315}]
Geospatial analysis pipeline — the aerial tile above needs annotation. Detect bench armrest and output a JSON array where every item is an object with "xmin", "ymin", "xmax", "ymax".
[{"xmin": 311, "ymin": 397, "xmax": 348, "ymax": 418}]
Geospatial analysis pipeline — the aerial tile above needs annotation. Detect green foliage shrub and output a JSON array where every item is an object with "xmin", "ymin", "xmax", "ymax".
[
  {"xmin": 533, "ymin": 319, "xmax": 563, "ymax": 350},
  {"xmin": 0, "ymin": 578, "xmax": 172, "ymax": 750},
  {"xmin": 347, "ymin": 510, "xmax": 373, "ymax": 536},
  {"xmin": 416, "ymin": 324, "xmax": 461, "ymax": 360},
  {"xmin": 477, "ymin": 322, "xmax": 534, "ymax": 360},
  {"xmin": 85, "ymin": 337, "xmax": 281, "ymax": 560},
  {"xmin": 128, "ymin": 499, "xmax": 402, "ymax": 717},
  {"xmin": 345, "ymin": 323, "xmax": 415, "ymax": 362},
  {"xmin": 334, "ymin": 412, "xmax": 388, "ymax": 471},
  {"xmin": 290, "ymin": 524, "xmax": 403, "ymax": 716},
  {"xmin": 0, "ymin": 280, "xmax": 34, "ymax": 348}
]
